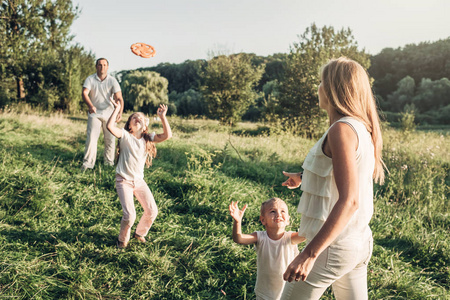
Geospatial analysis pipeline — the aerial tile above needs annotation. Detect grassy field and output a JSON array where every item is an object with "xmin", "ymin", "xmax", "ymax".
[{"xmin": 0, "ymin": 106, "xmax": 449, "ymax": 299}]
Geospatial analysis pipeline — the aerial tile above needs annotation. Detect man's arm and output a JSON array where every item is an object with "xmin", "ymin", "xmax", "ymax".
[{"xmin": 82, "ymin": 88, "xmax": 96, "ymax": 114}]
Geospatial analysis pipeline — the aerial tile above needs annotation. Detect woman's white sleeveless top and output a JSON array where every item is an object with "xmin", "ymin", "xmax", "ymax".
[{"xmin": 297, "ymin": 117, "xmax": 375, "ymax": 244}]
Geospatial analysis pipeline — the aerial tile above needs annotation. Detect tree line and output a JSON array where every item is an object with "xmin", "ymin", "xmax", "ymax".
[
  {"xmin": 369, "ymin": 39, "xmax": 450, "ymax": 125},
  {"xmin": 118, "ymin": 24, "xmax": 369, "ymax": 136},
  {"xmin": 1, "ymin": 1, "xmax": 449, "ymax": 132}
]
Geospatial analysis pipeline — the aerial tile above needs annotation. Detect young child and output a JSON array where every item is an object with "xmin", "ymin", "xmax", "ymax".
[
  {"xmin": 229, "ymin": 198, "xmax": 305, "ymax": 300},
  {"xmin": 107, "ymin": 100, "xmax": 172, "ymax": 249}
]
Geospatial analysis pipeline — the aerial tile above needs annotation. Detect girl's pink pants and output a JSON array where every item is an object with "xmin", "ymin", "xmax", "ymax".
[{"xmin": 115, "ymin": 174, "xmax": 158, "ymax": 243}]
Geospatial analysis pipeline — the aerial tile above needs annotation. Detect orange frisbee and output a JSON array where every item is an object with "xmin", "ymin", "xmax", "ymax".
[{"xmin": 130, "ymin": 43, "xmax": 156, "ymax": 58}]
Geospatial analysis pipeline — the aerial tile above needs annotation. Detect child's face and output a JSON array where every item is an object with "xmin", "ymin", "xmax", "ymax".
[
  {"xmin": 260, "ymin": 201, "xmax": 290, "ymax": 229},
  {"xmin": 128, "ymin": 113, "xmax": 148, "ymax": 132}
]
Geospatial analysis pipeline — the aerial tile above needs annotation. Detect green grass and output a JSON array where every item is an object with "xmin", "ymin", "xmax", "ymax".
[{"xmin": 0, "ymin": 108, "xmax": 449, "ymax": 299}]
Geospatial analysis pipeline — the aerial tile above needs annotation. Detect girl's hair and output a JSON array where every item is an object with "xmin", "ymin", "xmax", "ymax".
[
  {"xmin": 117, "ymin": 112, "xmax": 157, "ymax": 167},
  {"xmin": 321, "ymin": 57, "xmax": 385, "ymax": 184}
]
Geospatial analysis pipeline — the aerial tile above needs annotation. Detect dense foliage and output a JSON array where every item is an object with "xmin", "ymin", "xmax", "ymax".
[
  {"xmin": 121, "ymin": 70, "xmax": 170, "ymax": 115},
  {"xmin": 1, "ymin": 1, "xmax": 450, "ymax": 128},
  {"xmin": 370, "ymin": 39, "xmax": 450, "ymax": 125},
  {"xmin": 201, "ymin": 53, "xmax": 265, "ymax": 125},
  {"xmin": 0, "ymin": 0, "xmax": 95, "ymax": 112},
  {"xmin": 278, "ymin": 24, "xmax": 370, "ymax": 137}
]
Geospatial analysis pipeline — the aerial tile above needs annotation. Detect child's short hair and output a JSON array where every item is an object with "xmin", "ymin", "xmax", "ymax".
[{"xmin": 260, "ymin": 197, "xmax": 286, "ymax": 216}]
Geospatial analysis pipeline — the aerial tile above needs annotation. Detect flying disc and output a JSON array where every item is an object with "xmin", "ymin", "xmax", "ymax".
[{"xmin": 130, "ymin": 43, "xmax": 156, "ymax": 58}]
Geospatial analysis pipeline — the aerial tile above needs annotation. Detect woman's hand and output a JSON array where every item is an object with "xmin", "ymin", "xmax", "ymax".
[
  {"xmin": 157, "ymin": 104, "xmax": 168, "ymax": 118},
  {"xmin": 282, "ymin": 171, "xmax": 302, "ymax": 189},
  {"xmin": 283, "ymin": 251, "xmax": 317, "ymax": 282}
]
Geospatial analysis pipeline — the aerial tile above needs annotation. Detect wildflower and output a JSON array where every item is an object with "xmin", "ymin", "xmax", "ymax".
[{"xmin": 401, "ymin": 165, "xmax": 408, "ymax": 171}]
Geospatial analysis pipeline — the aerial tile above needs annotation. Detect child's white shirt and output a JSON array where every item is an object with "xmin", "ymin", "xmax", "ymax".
[
  {"xmin": 254, "ymin": 231, "xmax": 299, "ymax": 300},
  {"xmin": 116, "ymin": 129, "xmax": 155, "ymax": 181}
]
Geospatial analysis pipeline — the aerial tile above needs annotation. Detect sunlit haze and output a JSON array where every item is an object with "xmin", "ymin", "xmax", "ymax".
[{"xmin": 71, "ymin": 0, "xmax": 450, "ymax": 72}]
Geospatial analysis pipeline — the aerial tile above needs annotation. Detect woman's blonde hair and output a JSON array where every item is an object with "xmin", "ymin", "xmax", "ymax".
[
  {"xmin": 117, "ymin": 112, "xmax": 157, "ymax": 167},
  {"xmin": 321, "ymin": 57, "xmax": 385, "ymax": 184}
]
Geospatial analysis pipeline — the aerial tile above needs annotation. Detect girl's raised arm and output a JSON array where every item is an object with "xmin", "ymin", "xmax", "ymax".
[
  {"xmin": 107, "ymin": 99, "xmax": 123, "ymax": 139},
  {"xmin": 153, "ymin": 104, "xmax": 172, "ymax": 143}
]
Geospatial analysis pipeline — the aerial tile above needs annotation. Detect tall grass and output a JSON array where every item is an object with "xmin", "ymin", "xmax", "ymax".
[{"xmin": 0, "ymin": 108, "xmax": 448, "ymax": 299}]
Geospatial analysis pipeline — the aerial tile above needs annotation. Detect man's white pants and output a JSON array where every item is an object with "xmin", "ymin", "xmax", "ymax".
[{"xmin": 82, "ymin": 113, "xmax": 116, "ymax": 169}]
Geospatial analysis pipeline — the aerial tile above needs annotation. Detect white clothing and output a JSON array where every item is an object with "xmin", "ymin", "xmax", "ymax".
[
  {"xmin": 297, "ymin": 117, "xmax": 374, "ymax": 244},
  {"xmin": 116, "ymin": 129, "xmax": 155, "ymax": 181},
  {"xmin": 82, "ymin": 114, "xmax": 116, "ymax": 168},
  {"xmin": 281, "ymin": 116, "xmax": 375, "ymax": 300},
  {"xmin": 280, "ymin": 237, "xmax": 373, "ymax": 300},
  {"xmin": 82, "ymin": 73, "xmax": 121, "ymax": 169},
  {"xmin": 83, "ymin": 73, "xmax": 121, "ymax": 115},
  {"xmin": 255, "ymin": 231, "xmax": 299, "ymax": 300}
]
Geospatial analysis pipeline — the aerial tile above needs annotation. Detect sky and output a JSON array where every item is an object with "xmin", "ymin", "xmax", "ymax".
[{"xmin": 70, "ymin": 0, "xmax": 450, "ymax": 73}]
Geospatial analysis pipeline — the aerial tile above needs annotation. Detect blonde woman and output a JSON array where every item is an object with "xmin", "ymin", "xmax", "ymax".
[{"xmin": 281, "ymin": 57, "xmax": 384, "ymax": 300}]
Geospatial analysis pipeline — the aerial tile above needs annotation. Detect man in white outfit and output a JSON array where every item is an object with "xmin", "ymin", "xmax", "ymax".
[{"xmin": 81, "ymin": 58, "xmax": 124, "ymax": 171}]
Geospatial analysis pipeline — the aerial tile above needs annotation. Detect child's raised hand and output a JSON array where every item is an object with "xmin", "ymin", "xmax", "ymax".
[
  {"xmin": 229, "ymin": 201, "xmax": 248, "ymax": 223},
  {"xmin": 110, "ymin": 96, "xmax": 121, "ymax": 110},
  {"xmin": 157, "ymin": 104, "xmax": 168, "ymax": 118}
]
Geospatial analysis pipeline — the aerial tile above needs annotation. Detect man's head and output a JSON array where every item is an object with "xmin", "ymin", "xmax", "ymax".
[{"xmin": 96, "ymin": 58, "xmax": 109, "ymax": 78}]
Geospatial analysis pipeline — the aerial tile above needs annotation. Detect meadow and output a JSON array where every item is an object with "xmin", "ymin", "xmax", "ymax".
[{"xmin": 0, "ymin": 105, "xmax": 448, "ymax": 299}]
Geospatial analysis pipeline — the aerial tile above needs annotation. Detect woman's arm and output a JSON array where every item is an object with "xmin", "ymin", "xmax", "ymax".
[
  {"xmin": 284, "ymin": 122, "xmax": 359, "ymax": 282},
  {"xmin": 153, "ymin": 104, "xmax": 172, "ymax": 143},
  {"xmin": 106, "ymin": 99, "xmax": 123, "ymax": 139},
  {"xmin": 282, "ymin": 171, "xmax": 302, "ymax": 189}
]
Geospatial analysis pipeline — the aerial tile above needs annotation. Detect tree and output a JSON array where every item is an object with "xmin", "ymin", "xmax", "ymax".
[
  {"xmin": 169, "ymin": 89, "xmax": 206, "ymax": 117},
  {"xmin": 201, "ymin": 53, "xmax": 264, "ymax": 125},
  {"xmin": 120, "ymin": 71, "xmax": 169, "ymax": 114},
  {"xmin": 369, "ymin": 38, "xmax": 450, "ymax": 99},
  {"xmin": 279, "ymin": 24, "xmax": 370, "ymax": 137},
  {"xmin": 0, "ymin": 0, "xmax": 79, "ymax": 100},
  {"xmin": 260, "ymin": 80, "xmax": 281, "ymax": 122},
  {"xmin": 413, "ymin": 77, "xmax": 450, "ymax": 113},
  {"xmin": 385, "ymin": 76, "xmax": 416, "ymax": 112},
  {"xmin": 255, "ymin": 53, "xmax": 287, "ymax": 92}
]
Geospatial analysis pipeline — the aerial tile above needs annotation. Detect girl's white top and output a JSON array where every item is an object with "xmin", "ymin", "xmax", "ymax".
[
  {"xmin": 116, "ymin": 129, "xmax": 155, "ymax": 181},
  {"xmin": 298, "ymin": 117, "xmax": 375, "ymax": 245},
  {"xmin": 254, "ymin": 231, "xmax": 299, "ymax": 300}
]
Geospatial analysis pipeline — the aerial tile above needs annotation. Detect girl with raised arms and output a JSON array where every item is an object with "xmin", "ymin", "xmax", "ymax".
[{"xmin": 107, "ymin": 100, "xmax": 172, "ymax": 249}]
